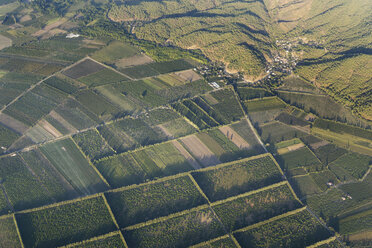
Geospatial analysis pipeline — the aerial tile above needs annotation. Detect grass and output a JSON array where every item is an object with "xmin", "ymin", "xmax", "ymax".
[
  {"xmin": 78, "ymin": 68, "xmax": 129, "ymax": 87},
  {"xmin": 16, "ymin": 196, "xmax": 117, "ymax": 248},
  {"xmin": 123, "ymin": 207, "xmax": 225, "ymax": 248},
  {"xmin": 234, "ymin": 209, "xmax": 331, "ymax": 248},
  {"xmin": 192, "ymin": 155, "xmax": 283, "ymax": 202},
  {"xmin": 73, "ymin": 129, "xmax": 114, "ymax": 161},
  {"xmin": 40, "ymin": 138, "xmax": 108, "ymax": 196},
  {"xmin": 0, "ymin": 215, "xmax": 22, "ymax": 248},
  {"xmin": 0, "ymin": 155, "xmax": 53, "ymax": 211},
  {"xmin": 213, "ymin": 183, "xmax": 301, "ymax": 231},
  {"xmin": 106, "ymin": 176, "xmax": 206, "ymax": 228},
  {"xmin": 139, "ymin": 108, "xmax": 180, "ymax": 126},
  {"xmin": 244, "ymin": 97, "xmax": 286, "ymax": 113}
]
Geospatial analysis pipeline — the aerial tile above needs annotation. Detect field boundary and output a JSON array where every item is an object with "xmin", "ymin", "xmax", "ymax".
[
  {"xmin": 12, "ymin": 213, "xmax": 25, "ymax": 248},
  {"xmin": 306, "ymin": 236, "xmax": 339, "ymax": 248},
  {"xmin": 60, "ymin": 230, "xmax": 125, "ymax": 248},
  {"xmin": 101, "ymin": 193, "xmax": 120, "ymax": 229}
]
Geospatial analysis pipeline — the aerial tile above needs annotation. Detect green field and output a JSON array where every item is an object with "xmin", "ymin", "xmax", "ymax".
[
  {"xmin": 339, "ymin": 209, "xmax": 372, "ymax": 235},
  {"xmin": 20, "ymin": 149, "xmax": 79, "ymax": 202},
  {"xmin": 106, "ymin": 176, "xmax": 206, "ymax": 227},
  {"xmin": 16, "ymin": 196, "xmax": 117, "ymax": 248},
  {"xmin": 260, "ymin": 121, "xmax": 308, "ymax": 144},
  {"xmin": 310, "ymin": 170, "xmax": 340, "ymax": 191},
  {"xmin": 120, "ymin": 64, "xmax": 159, "ymax": 79},
  {"xmin": 244, "ymin": 97, "xmax": 286, "ymax": 113},
  {"xmin": 0, "ymin": 123, "xmax": 20, "ymax": 149},
  {"xmin": 290, "ymin": 175, "xmax": 322, "ymax": 198},
  {"xmin": 73, "ymin": 129, "xmax": 114, "ymax": 161},
  {"xmin": 237, "ymin": 87, "xmax": 273, "ymax": 100},
  {"xmin": 277, "ymin": 146, "xmax": 322, "ymax": 172},
  {"xmin": 208, "ymin": 89, "xmax": 244, "ymax": 122},
  {"xmin": 0, "ymin": 215, "xmax": 22, "ymax": 248},
  {"xmin": 192, "ymin": 155, "xmax": 283, "ymax": 202},
  {"xmin": 234, "ymin": 209, "xmax": 331, "ymax": 248},
  {"xmin": 192, "ymin": 235, "xmax": 238, "ymax": 248},
  {"xmin": 124, "ymin": 207, "xmax": 225, "ymax": 248},
  {"xmin": 0, "ymin": 155, "xmax": 53, "ymax": 211},
  {"xmin": 312, "ymin": 144, "xmax": 347, "ymax": 165},
  {"xmin": 328, "ymin": 152, "xmax": 371, "ymax": 181},
  {"xmin": 91, "ymin": 41, "xmax": 139, "ymax": 63},
  {"xmin": 66, "ymin": 232, "xmax": 126, "ymax": 248},
  {"xmin": 212, "ymin": 183, "xmax": 301, "ymax": 231},
  {"xmin": 160, "ymin": 117, "xmax": 197, "ymax": 138},
  {"xmin": 78, "ymin": 68, "xmax": 129, "ymax": 87},
  {"xmin": 40, "ymin": 138, "xmax": 108, "ymax": 195},
  {"xmin": 44, "ymin": 76, "xmax": 78, "ymax": 95}
]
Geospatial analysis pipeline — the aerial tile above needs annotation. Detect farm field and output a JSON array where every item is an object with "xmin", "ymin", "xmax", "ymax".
[
  {"xmin": 91, "ymin": 41, "xmax": 139, "ymax": 63},
  {"xmin": 105, "ymin": 175, "xmax": 206, "ymax": 227},
  {"xmin": 78, "ymin": 68, "xmax": 129, "ymax": 87},
  {"xmin": 244, "ymin": 97, "xmax": 286, "ymax": 113},
  {"xmin": 234, "ymin": 208, "xmax": 331, "ymax": 248},
  {"xmin": 237, "ymin": 86, "xmax": 273, "ymax": 100},
  {"xmin": 290, "ymin": 175, "xmax": 322, "ymax": 198},
  {"xmin": 329, "ymin": 152, "xmax": 371, "ymax": 181},
  {"xmin": 192, "ymin": 155, "xmax": 283, "ymax": 202},
  {"xmin": 212, "ymin": 183, "xmax": 301, "ymax": 231},
  {"xmin": 123, "ymin": 206, "xmax": 224, "ymax": 248},
  {"xmin": 62, "ymin": 58, "xmax": 104, "ymax": 79},
  {"xmin": 191, "ymin": 235, "xmax": 238, "ymax": 248},
  {"xmin": 40, "ymin": 138, "xmax": 108, "ymax": 196},
  {"xmin": 0, "ymin": 215, "xmax": 22, "ymax": 248},
  {"xmin": 276, "ymin": 146, "xmax": 322, "ymax": 172},
  {"xmin": 16, "ymin": 196, "xmax": 117, "ymax": 248},
  {"xmin": 65, "ymin": 232, "xmax": 126, "ymax": 248},
  {"xmin": 259, "ymin": 121, "xmax": 308, "ymax": 144}
]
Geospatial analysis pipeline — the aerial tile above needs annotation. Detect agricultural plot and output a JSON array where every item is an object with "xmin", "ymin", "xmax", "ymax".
[
  {"xmin": 91, "ymin": 41, "xmax": 139, "ymax": 63},
  {"xmin": 208, "ymin": 89, "xmax": 244, "ymax": 123},
  {"xmin": 329, "ymin": 152, "xmax": 371, "ymax": 181},
  {"xmin": 0, "ymin": 155, "xmax": 53, "ymax": 211},
  {"xmin": 312, "ymin": 144, "xmax": 347, "ymax": 165},
  {"xmin": 234, "ymin": 209, "xmax": 331, "ymax": 248},
  {"xmin": 115, "ymin": 54, "xmax": 154, "ymax": 68},
  {"xmin": 180, "ymin": 135, "xmax": 221, "ymax": 167},
  {"xmin": 123, "ymin": 207, "xmax": 225, "ymax": 248},
  {"xmin": 44, "ymin": 76, "xmax": 79, "ymax": 95},
  {"xmin": 16, "ymin": 196, "xmax": 117, "ymax": 248},
  {"xmin": 75, "ymin": 90, "xmax": 120, "ymax": 119},
  {"xmin": 106, "ymin": 176, "xmax": 206, "ymax": 227},
  {"xmin": 0, "ymin": 59, "xmax": 46, "ymax": 74},
  {"xmin": 249, "ymin": 109, "xmax": 284, "ymax": 125},
  {"xmin": 54, "ymin": 99, "xmax": 99, "ymax": 130},
  {"xmin": 339, "ymin": 209, "xmax": 372, "ymax": 235},
  {"xmin": 40, "ymin": 138, "xmax": 108, "ymax": 196},
  {"xmin": 259, "ymin": 121, "xmax": 308, "ymax": 144},
  {"xmin": 73, "ymin": 129, "xmax": 114, "ymax": 161},
  {"xmin": 62, "ymin": 58, "xmax": 104, "ymax": 79},
  {"xmin": 310, "ymin": 170, "xmax": 340, "ymax": 191},
  {"xmin": 45, "ymin": 111, "xmax": 77, "ymax": 135},
  {"xmin": 173, "ymin": 69, "xmax": 201, "ymax": 83},
  {"xmin": 244, "ymin": 97, "xmax": 286, "ymax": 113},
  {"xmin": 0, "ymin": 123, "xmax": 20, "ymax": 149},
  {"xmin": 66, "ymin": 232, "xmax": 126, "ymax": 248},
  {"xmin": 275, "ymin": 112, "xmax": 310, "ymax": 127},
  {"xmin": 160, "ymin": 117, "xmax": 197, "ymax": 138},
  {"xmin": 212, "ymin": 183, "xmax": 301, "ymax": 231},
  {"xmin": 78, "ymin": 68, "xmax": 129, "ymax": 87},
  {"xmin": 24, "ymin": 123, "xmax": 58, "ymax": 143},
  {"xmin": 148, "ymin": 59, "xmax": 196, "ymax": 74},
  {"xmin": 192, "ymin": 155, "xmax": 283, "ymax": 202},
  {"xmin": 289, "ymin": 175, "xmax": 322, "ymax": 198},
  {"xmin": 236, "ymin": 86, "xmax": 273, "ymax": 100},
  {"xmin": 192, "ymin": 236, "xmax": 238, "ymax": 248},
  {"xmin": 120, "ymin": 64, "xmax": 159, "ymax": 79},
  {"xmin": 97, "ymin": 125, "xmax": 137, "ymax": 154},
  {"xmin": 0, "ymin": 190, "xmax": 10, "ymax": 216},
  {"xmin": 276, "ymin": 146, "xmax": 322, "ymax": 172},
  {"xmin": 0, "ymin": 215, "xmax": 22, "ymax": 248}
]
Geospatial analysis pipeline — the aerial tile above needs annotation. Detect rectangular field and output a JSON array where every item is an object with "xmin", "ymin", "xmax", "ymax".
[
  {"xmin": 276, "ymin": 146, "xmax": 322, "ymax": 172},
  {"xmin": 260, "ymin": 121, "xmax": 308, "ymax": 144},
  {"xmin": 66, "ymin": 232, "xmax": 126, "ymax": 248},
  {"xmin": 191, "ymin": 155, "xmax": 283, "ymax": 202},
  {"xmin": 16, "ymin": 196, "xmax": 117, "ymax": 248},
  {"xmin": 212, "ymin": 183, "xmax": 301, "ymax": 231},
  {"xmin": 123, "ymin": 207, "xmax": 225, "ymax": 248},
  {"xmin": 62, "ymin": 58, "xmax": 104, "ymax": 79},
  {"xmin": 78, "ymin": 68, "xmax": 129, "ymax": 87},
  {"xmin": 40, "ymin": 138, "xmax": 108, "ymax": 195},
  {"xmin": 105, "ymin": 175, "xmax": 206, "ymax": 227},
  {"xmin": 0, "ymin": 215, "xmax": 22, "ymax": 248},
  {"xmin": 244, "ymin": 97, "xmax": 286, "ymax": 113},
  {"xmin": 234, "ymin": 209, "xmax": 331, "ymax": 248}
]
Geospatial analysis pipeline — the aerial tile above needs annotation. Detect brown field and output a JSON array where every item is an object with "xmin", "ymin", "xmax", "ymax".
[
  {"xmin": 309, "ymin": 140, "xmax": 329, "ymax": 150},
  {"xmin": 219, "ymin": 126, "xmax": 250, "ymax": 150},
  {"xmin": 348, "ymin": 229, "xmax": 372, "ymax": 241},
  {"xmin": 0, "ymin": 34, "xmax": 12, "ymax": 50},
  {"xmin": 174, "ymin": 69, "xmax": 201, "ymax": 82},
  {"xmin": 40, "ymin": 28, "xmax": 66, "ymax": 40},
  {"xmin": 0, "ymin": 113, "xmax": 28, "ymax": 133},
  {"xmin": 171, "ymin": 140, "xmax": 201, "ymax": 170},
  {"xmin": 20, "ymin": 14, "xmax": 32, "ymax": 23},
  {"xmin": 277, "ymin": 143, "xmax": 304, "ymax": 155},
  {"xmin": 115, "ymin": 54, "xmax": 153, "ymax": 68},
  {"xmin": 180, "ymin": 135, "xmax": 220, "ymax": 167},
  {"xmin": 156, "ymin": 124, "xmax": 174, "ymax": 138},
  {"xmin": 39, "ymin": 119, "xmax": 62, "ymax": 138}
]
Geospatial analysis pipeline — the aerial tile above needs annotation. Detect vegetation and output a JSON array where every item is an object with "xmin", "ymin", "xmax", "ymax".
[
  {"xmin": 244, "ymin": 97, "xmax": 286, "ymax": 113},
  {"xmin": 106, "ymin": 176, "xmax": 206, "ymax": 227},
  {"xmin": 17, "ymin": 196, "xmax": 117, "ymax": 248},
  {"xmin": 237, "ymin": 87, "xmax": 272, "ymax": 100},
  {"xmin": 192, "ymin": 155, "xmax": 283, "ymax": 202},
  {"xmin": 277, "ymin": 147, "xmax": 322, "ymax": 172},
  {"xmin": 0, "ymin": 215, "xmax": 22, "ymax": 248}
]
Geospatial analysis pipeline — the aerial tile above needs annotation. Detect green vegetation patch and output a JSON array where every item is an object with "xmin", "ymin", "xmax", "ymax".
[
  {"xmin": 78, "ymin": 68, "xmax": 129, "ymax": 87},
  {"xmin": 192, "ymin": 155, "xmax": 283, "ymax": 202},
  {"xmin": 339, "ymin": 209, "xmax": 372, "ymax": 235},
  {"xmin": 260, "ymin": 121, "xmax": 308, "ymax": 144},
  {"xmin": 92, "ymin": 41, "xmax": 139, "ymax": 63},
  {"xmin": 40, "ymin": 138, "xmax": 108, "ymax": 195},
  {"xmin": 192, "ymin": 236, "xmax": 238, "ymax": 248},
  {"xmin": 244, "ymin": 97, "xmax": 286, "ymax": 113},
  {"xmin": 237, "ymin": 87, "xmax": 272, "ymax": 100},
  {"xmin": 73, "ymin": 129, "xmax": 114, "ymax": 161},
  {"xmin": 289, "ymin": 175, "xmax": 321, "ymax": 198},
  {"xmin": 63, "ymin": 59, "xmax": 105, "ymax": 79},
  {"xmin": 124, "ymin": 207, "xmax": 224, "ymax": 248},
  {"xmin": 310, "ymin": 170, "xmax": 340, "ymax": 192},
  {"xmin": 312, "ymin": 144, "xmax": 347, "ymax": 165},
  {"xmin": 209, "ymin": 89, "xmax": 244, "ymax": 122},
  {"xmin": 120, "ymin": 64, "xmax": 159, "ymax": 79},
  {"xmin": 17, "ymin": 196, "xmax": 117, "ymax": 248},
  {"xmin": 234, "ymin": 209, "xmax": 331, "ymax": 248},
  {"xmin": 75, "ymin": 90, "xmax": 120, "ymax": 118},
  {"xmin": 277, "ymin": 146, "xmax": 322, "ymax": 172},
  {"xmin": 44, "ymin": 76, "xmax": 78, "ymax": 95},
  {"xmin": 328, "ymin": 152, "xmax": 371, "ymax": 180},
  {"xmin": 0, "ymin": 123, "xmax": 20, "ymax": 149},
  {"xmin": 0, "ymin": 155, "xmax": 53, "ymax": 211},
  {"xmin": 106, "ymin": 176, "xmax": 206, "ymax": 227},
  {"xmin": 213, "ymin": 183, "xmax": 301, "ymax": 231},
  {"xmin": 67, "ymin": 233, "xmax": 125, "ymax": 248},
  {"xmin": 0, "ymin": 216, "xmax": 22, "ymax": 248}
]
